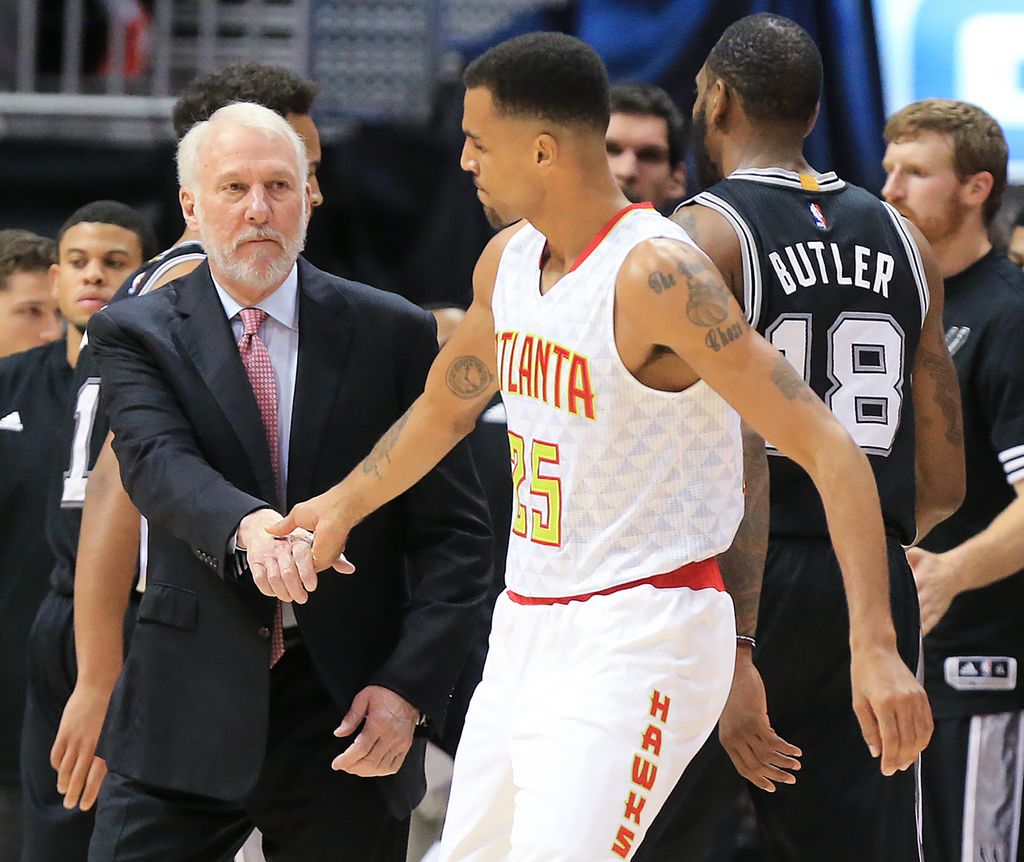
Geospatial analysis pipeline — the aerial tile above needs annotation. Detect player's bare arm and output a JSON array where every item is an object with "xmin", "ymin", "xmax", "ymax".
[
  {"xmin": 905, "ymin": 219, "xmax": 965, "ymax": 542},
  {"xmin": 718, "ymin": 422, "xmax": 768, "ymax": 639},
  {"xmin": 671, "ymin": 204, "xmax": 744, "ymax": 303},
  {"xmin": 271, "ymin": 225, "xmax": 521, "ymax": 567},
  {"xmin": 910, "ymin": 478, "xmax": 1024, "ymax": 634},
  {"xmin": 616, "ymin": 237, "xmax": 932, "ymax": 776},
  {"xmin": 674, "ymin": 204, "xmax": 804, "ymax": 789},
  {"xmin": 51, "ymin": 434, "xmax": 137, "ymax": 811},
  {"xmin": 716, "ymin": 421, "xmax": 803, "ymax": 791}
]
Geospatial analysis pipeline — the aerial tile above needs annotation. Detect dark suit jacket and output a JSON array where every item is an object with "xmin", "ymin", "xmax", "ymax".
[{"xmin": 88, "ymin": 258, "xmax": 491, "ymax": 818}]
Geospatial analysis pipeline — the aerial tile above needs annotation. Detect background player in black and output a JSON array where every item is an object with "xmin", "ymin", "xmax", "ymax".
[
  {"xmin": 0, "ymin": 231, "xmax": 60, "ymax": 859},
  {"xmin": 882, "ymin": 98, "xmax": 1024, "ymax": 862},
  {"xmin": 7, "ymin": 202, "xmax": 153, "ymax": 862},
  {"xmin": 38, "ymin": 67, "xmax": 324, "ymax": 862},
  {"xmin": 0, "ymin": 231, "xmax": 61, "ymax": 359},
  {"xmin": 656, "ymin": 14, "xmax": 963, "ymax": 861}
]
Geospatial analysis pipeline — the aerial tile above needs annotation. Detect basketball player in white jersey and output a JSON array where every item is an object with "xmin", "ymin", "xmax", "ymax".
[{"xmin": 272, "ymin": 33, "xmax": 931, "ymax": 860}]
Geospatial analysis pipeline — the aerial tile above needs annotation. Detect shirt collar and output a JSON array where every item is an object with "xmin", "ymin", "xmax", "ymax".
[{"xmin": 212, "ymin": 262, "xmax": 299, "ymax": 331}]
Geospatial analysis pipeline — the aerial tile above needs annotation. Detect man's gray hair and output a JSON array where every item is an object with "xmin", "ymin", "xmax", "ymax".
[{"xmin": 176, "ymin": 101, "xmax": 309, "ymax": 192}]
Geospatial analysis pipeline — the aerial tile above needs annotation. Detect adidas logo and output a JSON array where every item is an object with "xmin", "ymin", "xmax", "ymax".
[{"xmin": 0, "ymin": 411, "xmax": 23, "ymax": 431}]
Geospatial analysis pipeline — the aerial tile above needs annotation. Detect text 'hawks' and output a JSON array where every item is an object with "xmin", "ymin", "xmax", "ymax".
[{"xmin": 495, "ymin": 330, "xmax": 597, "ymax": 420}]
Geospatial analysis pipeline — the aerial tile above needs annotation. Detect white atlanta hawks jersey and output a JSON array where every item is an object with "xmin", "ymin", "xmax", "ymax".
[{"xmin": 490, "ymin": 204, "xmax": 744, "ymax": 598}]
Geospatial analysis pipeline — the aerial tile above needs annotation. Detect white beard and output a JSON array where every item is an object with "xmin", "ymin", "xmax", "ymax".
[{"xmin": 197, "ymin": 200, "xmax": 308, "ymax": 294}]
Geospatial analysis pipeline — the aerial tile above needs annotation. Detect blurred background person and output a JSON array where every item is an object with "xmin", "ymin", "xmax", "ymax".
[
  {"xmin": 1, "ymin": 201, "xmax": 153, "ymax": 862},
  {"xmin": 1008, "ymin": 207, "xmax": 1024, "ymax": 269},
  {"xmin": 0, "ymin": 231, "xmax": 60, "ymax": 360},
  {"xmin": 606, "ymin": 82, "xmax": 687, "ymax": 211},
  {"xmin": 883, "ymin": 98, "xmax": 1024, "ymax": 862}
]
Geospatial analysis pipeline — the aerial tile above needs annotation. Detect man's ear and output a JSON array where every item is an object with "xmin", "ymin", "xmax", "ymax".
[
  {"xmin": 49, "ymin": 263, "xmax": 61, "ymax": 300},
  {"xmin": 535, "ymin": 133, "xmax": 557, "ymax": 170},
  {"xmin": 666, "ymin": 162, "xmax": 687, "ymax": 201},
  {"xmin": 708, "ymin": 78, "xmax": 731, "ymax": 130},
  {"xmin": 180, "ymin": 187, "xmax": 200, "ymax": 232},
  {"xmin": 962, "ymin": 171, "xmax": 994, "ymax": 211}
]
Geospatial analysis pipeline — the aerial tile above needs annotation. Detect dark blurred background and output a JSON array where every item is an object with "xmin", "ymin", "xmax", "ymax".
[{"xmin": 1, "ymin": 0, "xmax": 1022, "ymax": 308}]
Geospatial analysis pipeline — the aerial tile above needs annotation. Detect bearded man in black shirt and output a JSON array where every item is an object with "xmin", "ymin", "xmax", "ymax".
[{"xmin": 883, "ymin": 99, "xmax": 1024, "ymax": 862}]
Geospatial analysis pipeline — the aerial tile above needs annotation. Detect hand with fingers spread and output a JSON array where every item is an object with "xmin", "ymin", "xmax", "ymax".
[
  {"xmin": 850, "ymin": 644, "xmax": 933, "ymax": 777},
  {"xmin": 239, "ymin": 508, "xmax": 353, "ymax": 601},
  {"xmin": 268, "ymin": 490, "xmax": 356, "ymax": 574},
  {"xmin": 331, "ymin": 686, "xmax": 419, "ymax": 777},
  {"xmin": 50, "ymin": 681, "xmax": 111, "ymax": 811},
  {"xmin": 719, "ymin": 649, "xmax": 801, "ymax": 792}
]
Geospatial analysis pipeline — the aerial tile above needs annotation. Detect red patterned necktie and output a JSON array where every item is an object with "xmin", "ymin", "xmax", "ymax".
[{"xmin": 237, "ymin": 307, "xmax": 285, "ymax": 667}]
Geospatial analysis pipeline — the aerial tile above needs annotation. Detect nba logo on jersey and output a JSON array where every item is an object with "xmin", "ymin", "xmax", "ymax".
[{"xmin": 808, "ymin": 202, "xmax": 829, "ymax": 231}]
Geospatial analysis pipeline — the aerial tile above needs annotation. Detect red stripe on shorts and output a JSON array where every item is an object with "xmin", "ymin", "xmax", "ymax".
[{"xmin": 506, "ymin": 557, "xmax": 724, "ymax": 606}]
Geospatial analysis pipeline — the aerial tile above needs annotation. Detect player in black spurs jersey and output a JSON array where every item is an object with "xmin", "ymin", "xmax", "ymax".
[
  {"xmin": 645, "ymin": 14, "xmax": 964, "ymax": 862},
  {"xmin": 8, "ymin": 203, "xmax": 154, "ymax": 862},
  {"xmin": 883, "ymin": 98, "xmax": 1024, "ymax": 862}
]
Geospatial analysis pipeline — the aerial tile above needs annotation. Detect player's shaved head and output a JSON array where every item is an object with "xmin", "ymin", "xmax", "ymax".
[
  {"xmin": 463, "ymin": 32, "xmax": 610, "ymax": 134},
  {"xmin": 706, "ymin": 13, "xmax": 822, "ymax": 126}
]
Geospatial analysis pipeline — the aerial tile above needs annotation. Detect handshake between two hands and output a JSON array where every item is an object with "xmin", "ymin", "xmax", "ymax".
[{"xmin": 238, "ymin": 506, "xmax": 354, "ymax": 604}]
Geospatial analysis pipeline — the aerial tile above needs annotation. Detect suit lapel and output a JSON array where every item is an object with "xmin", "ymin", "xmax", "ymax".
[
  {"xmin": 171, "ymin": 264, "xmax": 279, "ymax": 505},
  {"xmin": 287, "ymin": 259, "xmax": 354, "ymax": 508}
]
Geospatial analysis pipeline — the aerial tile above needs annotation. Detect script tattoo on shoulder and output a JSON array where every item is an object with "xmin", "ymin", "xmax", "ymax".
[
  {"xmin": 648, "ymin": 271, "xmax": 676, "ymax": 294},
  {"xmin": 919, "ymin": 346, "xmax": 964, "ymax": 446},
  {"xmin": 770, "ymin": 352, "xmax": 817, "ymax": 403},
  {"xmin": 446, "ymin": 355, "xmax": 494, "ymax": 400},
  {"xmin": 362, "ymin": 410, "xmax": 411, "ymax": 479}
]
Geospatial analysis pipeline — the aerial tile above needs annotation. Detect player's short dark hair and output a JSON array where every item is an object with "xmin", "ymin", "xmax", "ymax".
[
  {"xmin": 706, "ymin": 13, "xmax": 822, "ymax": 125},
  {"xmin": 1014, "ymin": 207, "xmax": 1024, "ymax": 231},
  {"xmin": 463, "ymin": 32, "xmax": 610, "ymax": 132},
  {"xmin": 0, "ymin": 230, "xmax": 57, "ymax": 292},
  {"xmin": 885, "ymin": 99, "xmax": 1008, "ymax": 226},
  {"xmin": 609, "ymin": 82, "xmax": 687, "ymax": 167},
  {"xmin": 58, "ymin": 201, "xmax": 159, "ymax": 261},
  {"xmin": 172, "ymin": 63, "xmax": 318, "ymax": 139}
]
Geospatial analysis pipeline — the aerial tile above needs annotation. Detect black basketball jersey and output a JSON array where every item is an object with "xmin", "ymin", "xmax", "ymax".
[
  {"xmin": 921, "ymin": 249, "xmax": 1024, "ymax": 717},
  {"xmin": 682, "ymin": 168, "xmax": 929, "ymax": 544},
  {"xmin": 46, "ymin": 241, "xmax": 206, "ymax": 594}
]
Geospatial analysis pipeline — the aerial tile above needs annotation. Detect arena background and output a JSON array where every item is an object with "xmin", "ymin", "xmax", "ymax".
[{"xmin": 2, "ymin": 0, "xmax": 1022, "ymax": 311}]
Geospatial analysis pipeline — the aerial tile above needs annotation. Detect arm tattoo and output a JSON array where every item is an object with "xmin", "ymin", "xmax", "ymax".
[
  {"xmin": 648, "ymin": 271, "xmax": 676, "ymax": 294},
  {"xmin": 671, "ymin": 207, "xmax": 703, "ymax": 245},
  {"xmin": 770, "ymin": 352, "xmax": 817, "ymax": 403},
  {"xmin": 919, "ymin": 347, "xmax": 964, "ymax": 445},
  {"xmin": 362, "ymin": 410, "xmax": 411, "ymax": 479},
  {"xmin": 445, "ymin": 356, "xmax": 494, "ymax": 400},
  {"xmin": 676, "ymin": 258, "xmax": 729, "ymax": 327},
  {"xmin": 718, "ymin": 425, "xmax": 769, "ymax": 637}
]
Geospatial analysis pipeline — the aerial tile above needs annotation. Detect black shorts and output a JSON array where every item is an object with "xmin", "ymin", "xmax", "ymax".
[
  {"xmin": 750, "ymin": 535, "xmax": 922, "ymax": 861},
  {"xmin": 20, "ymin": 591, "xmax": 94, "ymax": 862},
  {"xmin": 922, "ymin": 710, "xmax": 1024, "ymax": 862}
]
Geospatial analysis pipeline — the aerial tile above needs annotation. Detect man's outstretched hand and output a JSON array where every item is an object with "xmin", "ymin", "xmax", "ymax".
[
  {"xmin": 240, "ymin": 508, "xmax": 354, "ymax": 603},
  {"xmin": 850, "ymin": 644, "xmax": 933, "ymax": 776},
  {"xmin": 268, "ymin": 491, "xmax": 355, "ymax": 573}
]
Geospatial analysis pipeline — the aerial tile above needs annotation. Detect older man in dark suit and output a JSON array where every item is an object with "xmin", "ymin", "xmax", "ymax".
[{"xmin": 85, "ymin": 102, "xmax": 491, "ymax": 861}]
